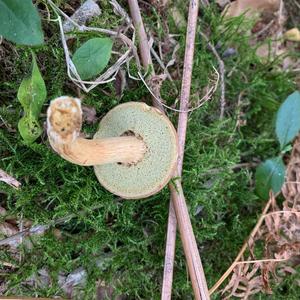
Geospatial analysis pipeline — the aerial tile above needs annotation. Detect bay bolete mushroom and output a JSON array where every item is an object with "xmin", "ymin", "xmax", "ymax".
[{"xmin": 47, "ymin": 96, "xmax": 178, "ymax": 199}]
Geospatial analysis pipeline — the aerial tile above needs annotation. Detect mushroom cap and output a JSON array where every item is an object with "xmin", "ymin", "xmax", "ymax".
[{"xmin": 94, "ymin": 102, "xmax": 178, "ymax": 199}]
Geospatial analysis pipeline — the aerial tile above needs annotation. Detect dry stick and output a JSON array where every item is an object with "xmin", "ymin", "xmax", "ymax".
[
  {"xmin": 164, "ymin": 1, "xmax": 209, "ymax": 299},
  {"xmin": 163, "ymin": 1, "xmax": 207, "ymax": 298},
  {"xmin": 128, "ymin": 1, "xmax": 209, "ymax": 299},
  {"xmin": 128, "ymin": 0, "xmax": 163, "ymax": 112}
]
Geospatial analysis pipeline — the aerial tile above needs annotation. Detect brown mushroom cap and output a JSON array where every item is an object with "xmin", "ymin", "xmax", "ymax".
[{"xmin": 94, "ymin": 102, "xmax": 178, "ymax": 199}]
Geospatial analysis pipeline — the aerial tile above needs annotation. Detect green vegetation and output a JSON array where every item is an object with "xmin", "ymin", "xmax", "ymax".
[{"xmin": 0, "ymin": 1, "xmax": 299, "ymax": 299}]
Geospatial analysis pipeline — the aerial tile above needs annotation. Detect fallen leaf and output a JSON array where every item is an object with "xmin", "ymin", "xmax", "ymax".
[
  {"xmin": 0, "ymin": 206, "xmax": 7, "ymax": 216},
  {"xmin": 0, "ymin": 222, "xmax": 18, "ymax": 236},
  {"xmin": 217, "ymin": 0, "xmax": 231, "ymax": 8},
  {"xmin": 25, "ymin": 268, "xmax": 51, "ymax": 288},
  {"xmin": 0, "ymin": 169, "xmax": 21, "ymax": 189},
  {"xmin": 59, "ymin": 267, "xmax": 87, "ymax": 298},
  {"xmin": 82, "ymin": 105, "xmax": 97, "ymax": 124},
  {"xmin": 114, "ymin": 69, "xmax": 127, "ymax": 98},
  {"xmin": 225, "ymin": 0, "xmax": 280, "ymax": 17},
  {"xmin": 284, "ymin": 28, "xmax": 300, "ymax": 42},
  {"xmin": 63, "ymin": 0, "xmax": 102, "ymax": 33},
  {"xmin": 170, "ymin": 7, "xmax": 186, "ymax": 29}
]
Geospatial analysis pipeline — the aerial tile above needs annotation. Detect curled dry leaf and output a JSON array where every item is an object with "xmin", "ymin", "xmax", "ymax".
[
  {"xmin": 0, "ymin": 222, "xmax": 18, "ymax": 237},
  {"xmin": 148, "ymin": 74, "xmax": 167, "ymax": 103},
  {"xmin": 216, "ymin": 0, "xmax": 231, "ymax": 8},
  {"xmin": 224, "ymin": 0, "xmax": 280, "ymax": 17},
  {"xmin": 0, "ymin": 169, "xmax": 21, "ymax": 189},
  {"xmin": 284, "ymin": 28, "xmax": 300, "ymax": 42},
  {"xmin": 59, "ymin": 267, "xmax": 87, "ymax": 298},
  {"xmin": 81, "ymin": 105, "xmax": 97, "ymax": 124},
  {"xmin": 114, "ymin": 69, "xmax": 127, "ymax": 98},
  {"xmin": 0, "ymin": 206, "xmax": 7, "ymax": 216},
  {"xmin": 25, "ymin": 268, "xmax": 51, "ymax": 289},
  {"xmin": 63, "ymin": 0, "xmax": 102, "ymax": 33},
  {"xmin": 170, "ymin": 6, "xmax": 186, "ymax": 30}
]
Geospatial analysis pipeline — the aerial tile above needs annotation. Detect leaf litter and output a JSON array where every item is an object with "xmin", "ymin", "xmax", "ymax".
[{"xmin": 221, "ymin": 134, "xmax": 300, "ymax": 298}]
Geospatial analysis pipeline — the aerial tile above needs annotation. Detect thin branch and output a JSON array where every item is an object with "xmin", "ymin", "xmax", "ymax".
[
  {"xmin": 138, "ymin": 70, "xmax": 218, "ymax": 113},
  {"xmin": 128, "ymin": 1, "xmax": 209, "ymax": 299},
  {"xmin": 127, "ymin": 0, "xmax": 164, "ymax": 111}
]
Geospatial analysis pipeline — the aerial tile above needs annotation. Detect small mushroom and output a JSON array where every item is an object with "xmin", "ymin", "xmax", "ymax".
[{"xmin": 47, "ymin": 96, "xmax": 178, "ymax": 199}]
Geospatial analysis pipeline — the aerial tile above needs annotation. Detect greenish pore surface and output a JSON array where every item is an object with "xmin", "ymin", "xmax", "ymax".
[
  {"xmin": 94, "ymin": 102, "xmax": 177, "ymax": 199},
  {"xmin": 0, "ymin": 2, "xmax": 299, "ymax": 299}
]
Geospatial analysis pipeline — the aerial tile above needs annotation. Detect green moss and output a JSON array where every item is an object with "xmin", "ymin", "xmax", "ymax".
[{"xmin": 0, "ymin": 2, "xmax": 299, "ymax": 299}]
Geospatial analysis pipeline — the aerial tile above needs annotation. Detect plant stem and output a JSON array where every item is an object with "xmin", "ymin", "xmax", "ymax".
[
  {"xmin": 127, "ymin": 0, "xmax": 209, "ymax": 299},
  {"xmin": 127, "ymin": 0, "xmax": 164, "ymax": 112}
]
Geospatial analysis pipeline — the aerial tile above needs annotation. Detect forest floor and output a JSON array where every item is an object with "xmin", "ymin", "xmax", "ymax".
[{"xmin": 0, "ymin": 0, "xmax": 300, "ymax": 299}]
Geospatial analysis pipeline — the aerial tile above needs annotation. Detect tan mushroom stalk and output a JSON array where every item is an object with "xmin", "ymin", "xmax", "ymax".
[
  {"xmin": 47, "ymin": 96, "xmax": 146, "ymax": 166},
  {"xmin": 47, "ymin": 96, "xmax": 178, "ymax": 199}
]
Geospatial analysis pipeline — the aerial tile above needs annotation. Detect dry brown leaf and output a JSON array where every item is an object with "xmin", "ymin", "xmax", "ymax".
[
  {"xmin": 63, "ymin": 0, "xmax": 101, "ymax": 33},
  {"xmin": 284, "ymin": 28, "xmax": 300, "ymax": 42},
  {"xmin": 170, "ymin": 7, "xmax": 186, "ymax": 30},
  {"xmin": 216, "ymin": 0, "xmax": 230, "ymax": 8},
  {"xmin": 224, "ymin": 0, "xmax": 280, "ymax": 17},
  {"xmin": 114, "ymin": 69, "xmax": 127, "ymax": 98},
  {"xmin": 81, "ymin": 105, "xmax": 97, "ymax": 124},
  {"xmin": 0, "ymin": 206, "xmax": 7, "ymax": 216},
  {"xmin": 0, "ymin": 169, "xmax": 21, "ymax": 189},
  {"xmin": 222, "ymin": 134, "xmax": 300, "ymax": 299},
  {"xmin": 0, "ymin": 222, "xmax": 18, "ymax": 236}
]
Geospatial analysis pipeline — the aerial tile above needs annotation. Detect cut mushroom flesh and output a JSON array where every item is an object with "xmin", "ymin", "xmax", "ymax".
[{"xmin": 47, "ymin": 97, "xmax": 178, "ymax": 199}]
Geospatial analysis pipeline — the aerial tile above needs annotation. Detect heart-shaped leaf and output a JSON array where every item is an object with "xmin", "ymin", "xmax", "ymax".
[
  {"xmin": 18, "ymin": 52, "xmax": 47, "ymax": 144},
  {"xmin": 72, "ymin": 38, "xmax": 113, "ymax": 80},
  {"xmin": 255, "ymin": 157, "xmax": 285, "ymax": 200},
  {"xmin": 276, "ymin": 91, "xmax": 300, "ymax": 149},
  {"xmin": 0, "ymin": 0, "xmax": 44, "ymax": 45}
]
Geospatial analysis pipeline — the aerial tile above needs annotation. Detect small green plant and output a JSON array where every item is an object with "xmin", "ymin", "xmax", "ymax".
[
  {"xmin": 255, "ymin": 91, "xmax": 300, "ymax": 199},
  {"xmin": 72, "ymin": 37, "xmax": 113, "ymax": 80},
  {"xmin": 17, "ymin": 52, "xmax": 47, "ymax": 144},
  {"xmin": 0, "ymin": 0, "xmax": 44, "ymax": 45}
]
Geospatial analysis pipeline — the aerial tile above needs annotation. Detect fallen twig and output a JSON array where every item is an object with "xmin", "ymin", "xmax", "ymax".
[
  {"xmin": 163, "ymin": 1, "xmax": 210, "ymax": 298},
  {"xmin": 128, "ymin": 1, "xmax": 209, "ymax": 299},
  {"xmin": 0, "ymin": 169, "xmax": 21, "ymax": 189},
  {"xmin": 127, "ymin": 0, "xmax": 164, "ymax": 111},
  {"xmin": 138, "ymin": 70, "xmax": 218, "ymax": 113}
]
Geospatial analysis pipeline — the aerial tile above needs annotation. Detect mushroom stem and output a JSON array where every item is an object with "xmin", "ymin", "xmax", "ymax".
[
  {"xmin": 47, "ymin": 96, "xmax": 146, "ymax": 166},
  {"xmin": 50, "ymin": 136, "xmax": 146, "ymax": 166}
]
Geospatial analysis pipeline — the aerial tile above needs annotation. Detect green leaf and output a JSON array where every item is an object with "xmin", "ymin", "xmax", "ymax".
[
  {"xmin": 72, "ymin": 38, "xmax": 113, "ymax": 80},
  {"xmin": 0, "ymin": 0, "xmax": 44, "ymax": 45},
  {"xmin": 18, "ymin": 52, "xmax": 47, "ymax": 118},
  {"xmin": 255, "ymin": 157, "xmax": 285, "ymax": 200},
  {"xmin": 17, "ymin": 52, "xmax": 47, "ymax": 144},
  {"xmin": 18, "ymin": 116, "xmax": 42, "ymax": 144},
  {"xmin": 276, "ymin": 91, "xmax": 300, "ymax": 149}
]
